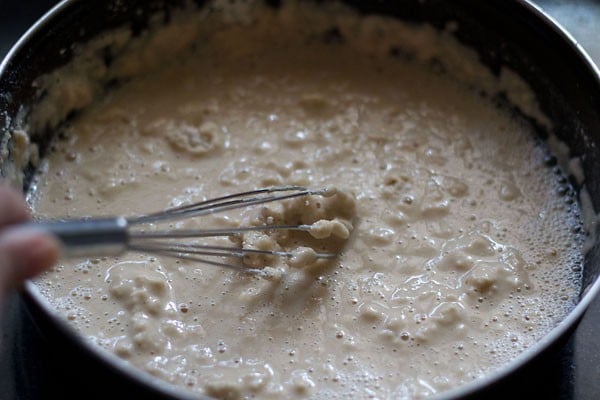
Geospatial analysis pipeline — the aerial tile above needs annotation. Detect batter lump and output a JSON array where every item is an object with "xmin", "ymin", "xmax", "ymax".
[{"xmin": 29, "ymin": 1, "xmax": 584, "ymax": 399}]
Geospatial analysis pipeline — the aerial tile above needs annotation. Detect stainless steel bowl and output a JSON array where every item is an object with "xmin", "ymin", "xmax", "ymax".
[{"xmin": 1, "ymin": 1, "xmax": 599, "ymax": 398}]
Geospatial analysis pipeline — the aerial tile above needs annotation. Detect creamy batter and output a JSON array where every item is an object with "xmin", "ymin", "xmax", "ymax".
[{"xmin": 28, "ymin": 1, "xmax": 584, "ymax": 399}]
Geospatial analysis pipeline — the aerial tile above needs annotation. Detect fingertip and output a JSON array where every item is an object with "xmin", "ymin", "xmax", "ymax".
[
  {"xmin": 0, "ymin": 229, "xmax": 61, "ymax": 288},
  {"xmin": 22, "ymin": 233, "xmax": 61, "ymax": 280}
]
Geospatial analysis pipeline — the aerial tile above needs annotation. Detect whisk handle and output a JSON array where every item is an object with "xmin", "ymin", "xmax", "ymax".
[{"xmin": 20, "ymin": 217, "xmax": 129, "ymax": 257}]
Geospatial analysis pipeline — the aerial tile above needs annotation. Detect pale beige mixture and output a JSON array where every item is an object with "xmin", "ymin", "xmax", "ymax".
[{"xmin": 29, "ymin": 2, "xmax": 584, "ymax": 399}]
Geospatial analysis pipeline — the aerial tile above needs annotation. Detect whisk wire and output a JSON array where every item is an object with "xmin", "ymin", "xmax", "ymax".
[
  {"xmin": 132, "ymin": 186, "xmax": 323, "ymax": 224},
  {"xmin": 129, "ymin": 224, "xmax": 313, "ymax": 239},
  {"xmin": 128, "ymin": 241, "xmax": 337, "ymax": 260}
]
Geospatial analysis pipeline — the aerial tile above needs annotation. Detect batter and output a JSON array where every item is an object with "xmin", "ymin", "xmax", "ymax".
[{"xmin": 28, "ymin": 1, "xmax": 584, "ymax": 399}]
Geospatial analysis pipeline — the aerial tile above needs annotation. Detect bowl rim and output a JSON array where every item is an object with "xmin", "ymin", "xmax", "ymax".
[{"xmin": 3, "ymin": 0, "xmax": 600, "ymax": 398}]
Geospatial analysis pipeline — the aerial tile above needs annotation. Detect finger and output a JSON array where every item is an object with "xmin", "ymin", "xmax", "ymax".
[
  {"xmin": 0, "ymin": 228, "xmax": 60, "ymax": 290},
  {"xmin": 0, "ymin": 183, "xmax": 30, "ymax": 227}
]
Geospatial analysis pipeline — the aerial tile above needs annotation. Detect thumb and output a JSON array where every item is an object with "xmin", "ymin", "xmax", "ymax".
[{"xmin": 0, "ymin": 228, "xmax": 60, "ymax": 290}]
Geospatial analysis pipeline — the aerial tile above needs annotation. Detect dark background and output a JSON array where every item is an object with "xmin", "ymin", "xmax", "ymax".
[{"xmin": 0, "ymin": 0, "xmax": 599, "ymax": 399}]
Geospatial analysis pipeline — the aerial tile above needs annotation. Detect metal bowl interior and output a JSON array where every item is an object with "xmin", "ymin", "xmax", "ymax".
[{"xmin": 1, "ymin": 0, "xmax": 599, "ymax": 399}]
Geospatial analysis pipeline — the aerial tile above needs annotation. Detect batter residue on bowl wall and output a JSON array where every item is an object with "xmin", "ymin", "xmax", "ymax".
[{"xmin": 27, "ymin": 1, "xmax": 584, "ymax": 399}]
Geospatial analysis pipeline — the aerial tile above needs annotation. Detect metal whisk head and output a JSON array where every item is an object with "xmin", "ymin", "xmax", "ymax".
[{"xmin": 27, "ymin": 186, "xmax": 340, "ymax": 274}]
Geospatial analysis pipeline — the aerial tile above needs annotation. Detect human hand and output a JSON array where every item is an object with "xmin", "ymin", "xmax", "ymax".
[{"xmin": 0, "ymin": 183, "xmax": 59, "ymax": 302}]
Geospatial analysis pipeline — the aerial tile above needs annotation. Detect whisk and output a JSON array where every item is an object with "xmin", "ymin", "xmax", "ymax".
[{"xmin": 25, "ymin": 186, "xmax": 338, "ymax": 274}]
